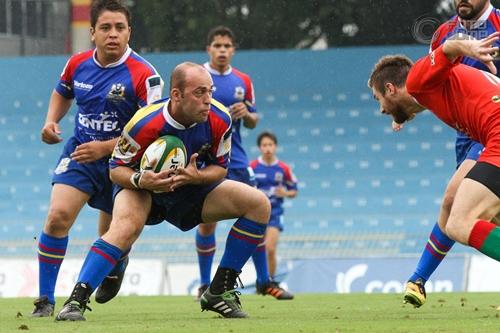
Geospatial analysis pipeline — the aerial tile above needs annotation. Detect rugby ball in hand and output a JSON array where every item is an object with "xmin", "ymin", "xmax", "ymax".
[{"xmin": 140, "ymin": 135, "xmax": 187, "ymax": 177}]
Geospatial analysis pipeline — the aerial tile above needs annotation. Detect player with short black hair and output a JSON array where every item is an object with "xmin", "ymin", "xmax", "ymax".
[
  {"xmin": 32, "ymin": 0, "xmax": 163, "ymax": 317},
  {"xmin": 250, "ymin": 131, "xmax": 297, "ymax": 298}
]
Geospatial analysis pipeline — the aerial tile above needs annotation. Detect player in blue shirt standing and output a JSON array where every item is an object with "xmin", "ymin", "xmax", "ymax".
[
  {"xmin": 32, "ymin": 0, "xmax": 162, "ymax": 317},
  {"xmin": 195, "ymin": 26, "xmax": 292, "ymax": 300},
  {"xmin": 250, "ymin": 131, "xmax": 298, "ymax": 296},
  {"xmin": 403, "ymin": 0, "xmax": 499, "ymax": 307}
]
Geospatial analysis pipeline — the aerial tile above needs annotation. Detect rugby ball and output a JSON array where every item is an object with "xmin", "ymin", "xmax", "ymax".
[{"xmin": 140, "ymin": 135, "xmax": 187, "ymax": 177}]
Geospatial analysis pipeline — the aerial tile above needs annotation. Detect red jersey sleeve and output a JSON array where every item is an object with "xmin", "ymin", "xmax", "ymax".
[{"xmin": 407, "ymin": 45, "xmax": 460, "ymax": 95}]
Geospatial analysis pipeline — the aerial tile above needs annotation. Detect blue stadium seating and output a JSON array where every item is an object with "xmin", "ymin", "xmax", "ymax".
[{"xmin": 0, "ymin": 45, "xmax": 475, "ymax": 261}]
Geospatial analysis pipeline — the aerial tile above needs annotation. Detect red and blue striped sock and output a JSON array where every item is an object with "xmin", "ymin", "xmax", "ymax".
[
  {"xmin": 108, "ymin": 248, "xmax": 130, "ymax": 276},
  {"xmin": 196, "ymin": 230, "xmax": 216, "ymax": 286},
  {"xmin": 220, "ymin": 217, "xmax": 266, "ymax": 272},
  {"xmin": 252, "ymin": 239, "xmax": 270, "ymax": 285},
  {"xmin": 77, "ymin": 238, "xmax": 122, "ymax": 291},
  {"xmin": 38, "ymin": 232, "xmax": 68, "ymax": 304},
  {"xmin": 469, "ymin": 220, "xmax": 500, "ymax": 260},
  {"xmin": 409, "ymin": 222, "xmax": 455, "ymax": 283}
]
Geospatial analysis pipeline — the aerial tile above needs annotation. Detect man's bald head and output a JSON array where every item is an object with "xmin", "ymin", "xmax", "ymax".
[{"xmin": 170, "ymin": 62, "xmax": 208, "ymax": 94}]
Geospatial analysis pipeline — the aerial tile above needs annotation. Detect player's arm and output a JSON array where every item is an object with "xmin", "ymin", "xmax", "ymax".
[
  {"xmin": 229, "ymin": 102, "xmax": 259, "ymax": 129},
  {"xmin": 442, "ymin": 32, "xmax": 499, "ymax": 74},
  {"xmin": 230, "ymin": 74, "xmax": 258, "ymax": 128},
  {"xmin": 41, "ymin": 90, "xmax": 72, "ymax": 144},
  {"xmin": 110, "ymin": 131, "xmax": 179, "ymax": 192},
  {"xmin": 167, "ymin": 154, "xmax": 227, "ymax": 191},
  {"xmin": 71, "ymin": 137, "xmax": 119, "ymax": 164},
  {"xmin": 275, "ymin": 187, "xmax": 297, "ymax": 198},
  {"xmin": 110, "ymin": 164, "xmax": 175, "ymax": 192},
  {"xmin": 276, "ymin": 164, "xmax": 298, "ymax": 198}
]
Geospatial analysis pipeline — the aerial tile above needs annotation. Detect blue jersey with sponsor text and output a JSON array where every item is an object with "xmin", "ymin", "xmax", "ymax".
[
  {"xmin": 204, "ymin": 63, "xmax": 256, "ymax": 169},
  {"xmin": 55, "ymin": 47, "xmax": 162, "ymax": 143}
]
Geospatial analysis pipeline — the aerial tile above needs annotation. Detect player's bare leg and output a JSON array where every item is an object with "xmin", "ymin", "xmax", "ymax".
[
  {"xmin": 33, "ymin": 184, "xmax": 88, "ymax": 317},
  {"xmin": 446, "ymin": 178, "xmax": 499, "ymax": 244},
  {"xmin": 55, "ymin": 189, "xmax": 151, "ymax": 321},
  {"xmin": 404, "ymin": 159, "xmax": 476, "ymax": 308}
]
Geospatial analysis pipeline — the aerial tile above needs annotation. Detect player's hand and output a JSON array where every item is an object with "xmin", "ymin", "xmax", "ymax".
[
  {"xmin": 136, "ymin": 169, "xmax": 172, "ymax": 192},
  {"xmin": 41, "ymin": 121, "xmax": 63, "ymax": 144},
  {"xmin": 229, "ymin": 102, "xmax": 249, "ymax": 120},
  {"xmin": 466, "ymin": 32, "xmax": 500, "ymax": 74},
  {"xmin": 274, "ymin": 186, "xmax": 288, "ymax": 198},
  {"xmin": 165, "ymin": 153, "xmax": 201, "ymax": 191},
  {"xmin": 71, "ymin": 141, "xmax": 109, "ymax": 163}
]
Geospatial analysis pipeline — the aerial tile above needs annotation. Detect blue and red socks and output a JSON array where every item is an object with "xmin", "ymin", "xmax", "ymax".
[
  {"xmin": 409, "ymin": 222, "xmax": 455, "ymax": 284},
  {"xmin": 77, "ymin": 238, "xmax": 122, "ymax": 291},
  {"xmin": 252, "ymin": 239, "xmax": 270, "ymax": 285},
  {"xmin": 108, "ymin": 248, "xmax": 130, "ymax": 276},
  {"xmin": 219, "ymin": 217, "xmax": 266, "ymax": 272},
  {"xmin": 37, "ymin": 232, "xmax": 68, "ymax": 304},
  {"xmin": 196, "ymin": 230, "xmax": 216, "ymax": 286}
]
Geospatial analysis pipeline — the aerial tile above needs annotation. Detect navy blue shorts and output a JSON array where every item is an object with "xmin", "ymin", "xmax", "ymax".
[
  {"xmin": 227, "ymin": 167, "xmax": 256, "ymax": 186},
  {"xmin": 455, "ymin": 134, "xmax": 484, "ymax": 167},
  {"xmin": 52, "ymin": 136, "xmax": 113, "ymax": 214},
  {"xmin": 113, "ymin": 180, "xmax": 224, "ymax": 231},
  {"xmin": 268, "ymin": 213, "xmax": 284, "ymax": 232}
]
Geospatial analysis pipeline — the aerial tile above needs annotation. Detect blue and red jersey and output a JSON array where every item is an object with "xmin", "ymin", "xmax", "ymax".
[
  {"xmin": 204, "ymin": 63, "xmax": 256, "ymax": 169},
  {"xmin": 430, "ymin": 4, "xmax": 499, "ymax": 164},
  {"xmin": 110, "ymin": 98, "xmax": 232, "ymax": 170},
  {"xmin": 250, "ymin": 157, "xmax": 298, "ymax": 216},
  {"xmin": 431, "ymin": 5, "xmax": 500, "ymax": 72},
  {"xmin": 56, "ymin": 47, "xmax": 163, "ymax": 143}
]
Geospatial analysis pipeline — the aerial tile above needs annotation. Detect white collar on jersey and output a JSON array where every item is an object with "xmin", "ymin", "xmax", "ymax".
[
  {"xmin": 258, "ymin": 156, "xmax": 279, "ymax": 166},
  {"xmin": 92, "ymin": 45, "xmax": 132, "ymax": 68},
  {"xmin": 162, "ymin": 100, "xmax": 197, "ymax": 129},
  {"xmin": 204, "ymin": 62, "xmax": 232, "ymax": 76},
  {"xmin": 459, "ymin": 4, "xmax": 493, "ymax": 30}
]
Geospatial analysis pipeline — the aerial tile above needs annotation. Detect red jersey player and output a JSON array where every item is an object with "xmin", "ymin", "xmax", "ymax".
[{"xmin": 368, "ymin": 32, "xmax": 500, "ymax": 263}]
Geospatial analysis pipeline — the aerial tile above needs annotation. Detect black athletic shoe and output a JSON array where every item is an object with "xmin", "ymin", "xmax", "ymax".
[
  {"xmin": 200, "ymin": 288, "xmax": 248, "ymax": 318},
  {"xmin": 31, "ymin": 295, "xmax": 54, "ymax": 317},
  {"xmin": 256, "ymin": 280, "xmax": 294, "ymax": 300},
  {"xmin": 95, "ymin": 256, "xmax": 129, "ymax": 304},
  {"xmin": 55, "ymin": 283, "xmax": 92, "ymax": 321},
  {"xmin": 200, "ymin": 267, "xmax": 248, "ymax": 318}
]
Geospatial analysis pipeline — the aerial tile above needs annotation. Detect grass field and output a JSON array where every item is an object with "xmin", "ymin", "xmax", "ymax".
[{"xmin": 1, "ymin": 293, "xmax": 499, "ymax": 333}]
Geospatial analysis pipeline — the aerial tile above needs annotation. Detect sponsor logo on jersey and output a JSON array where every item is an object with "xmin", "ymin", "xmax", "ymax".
[
  {"xmin": 113, "ymin": 133, "xmax": 140, "ymax": 164},
  {"xmin": 74, "ymin": 80, "xmax": 94, "ymax": 91},
  {"xmin": 107, "ymin": 83, "xmax": 126, "ymax": 102},
  {"xmin": 234, "ymin": 86, "xmax": 245, "ymax": 101},
  {"xmin": 274, "ymin": 172, "xmax": 283, "ymax": 183},
  {"xmin": 492, "ymin": 95, "xmax": 500, "ymax": 103},
  {"xmin": 78, "ymin": 112, "xmax": 119, "ymax": 132}
]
